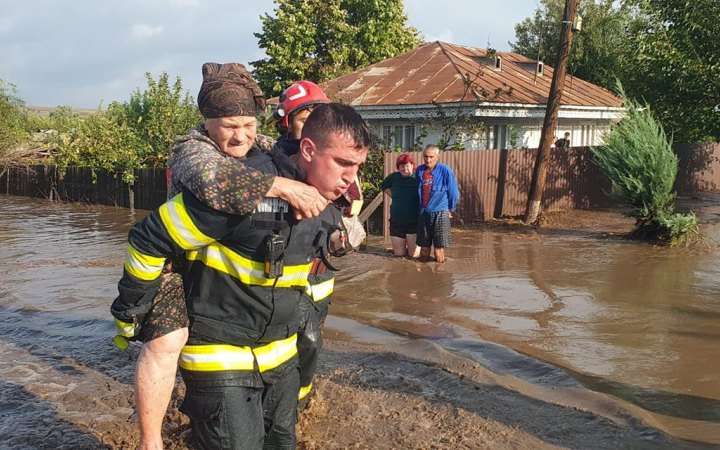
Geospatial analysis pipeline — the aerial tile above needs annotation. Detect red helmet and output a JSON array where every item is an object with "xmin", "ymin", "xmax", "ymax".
[{"xmin": 276, "ymin": 80, "xmax": 330, "ymax": 128}]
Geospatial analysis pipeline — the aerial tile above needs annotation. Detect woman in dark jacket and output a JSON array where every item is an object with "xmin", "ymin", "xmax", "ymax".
[{"xmin": 381, "ymin": 153, "xmax": 421, "ymax": 257}]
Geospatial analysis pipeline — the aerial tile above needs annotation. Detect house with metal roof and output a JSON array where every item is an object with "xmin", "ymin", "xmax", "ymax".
[{"xmin": 320, "ymin": 41, "xmax": 623, "ymax": 150}]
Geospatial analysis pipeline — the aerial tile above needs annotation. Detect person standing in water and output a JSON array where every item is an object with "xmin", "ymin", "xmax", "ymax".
[
  {"xmin": 416, "ymin": 145, "xmax": 459, "ymax": 264},
  {"xmin": 381, "ymin": 153, "xmax": 420, "ymax": 257}
]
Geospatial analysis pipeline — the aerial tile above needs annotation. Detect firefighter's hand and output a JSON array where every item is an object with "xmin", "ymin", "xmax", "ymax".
[{"xmin": 269, "ymin": 177, "xmax": 329, "ymax": 220}]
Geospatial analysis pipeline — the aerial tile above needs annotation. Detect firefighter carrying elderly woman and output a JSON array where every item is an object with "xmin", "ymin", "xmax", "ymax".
[{"xmin": 111, "ymin": 62, "xmax": 369, "ymax": 450}]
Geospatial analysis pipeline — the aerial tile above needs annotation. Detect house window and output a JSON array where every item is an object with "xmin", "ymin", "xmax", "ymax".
[
  {"xmin": 386, "ymin": 124, "xmax": 416, "ymax": 150},
  {"xmin": 393, "ymin": 126, "xmax": 403, "ymax": 149},
  {"xmin": 492, "ymin": 125, "xmax": 500, "ymax": 149},
  {"xmin": 382, "ymin": 125, "xmax": 392, "ymax": 148},
  {"xmin": 403, "ymin": 125, "xmax": 415, "ymax": 150}
]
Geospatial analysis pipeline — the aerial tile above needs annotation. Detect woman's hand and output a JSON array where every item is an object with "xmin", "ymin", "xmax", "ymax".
[{"xmin": 268, "ymin": 177, "xmax": 329, "ymax": 220}]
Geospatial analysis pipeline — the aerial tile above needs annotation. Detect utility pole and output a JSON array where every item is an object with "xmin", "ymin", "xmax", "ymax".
[{"xmin": 524, "ymin": 0, "xmax": 579, "ymax": 224}]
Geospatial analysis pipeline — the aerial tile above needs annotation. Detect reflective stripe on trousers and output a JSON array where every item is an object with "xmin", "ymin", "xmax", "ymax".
[{"xmin": 298, "ymin": 383, "xmax": 312, "ymax": 400}]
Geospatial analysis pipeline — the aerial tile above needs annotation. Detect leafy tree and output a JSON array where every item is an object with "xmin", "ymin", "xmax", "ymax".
[
  {"xmin": 514, "ymin": 0, "xmax": 719, "ymax": 143},
  {"xmin": 342, "ymin": 0, "xmax": 421, "ymax": 69},
  {"xmin": 46, "ymin": 106, "xmax": 82, "ymax": 134},
  {"xmin": 0, "ymin": 80, "xmax": 29, "ymax": 151},
  {"xmin": 253, "ymin": 0, "xmax": 420, "ymax": 96},
  {"xmin": 512, "ymin": 0, "xmax": 634, "ymax": 90},
  {"xmin": 592, "ymin": 85, "xmax": 697, "ymax": 244},
  {"xmin": 622, "ymin": 0, "xmax": 720, "ymax": 143},
  {"xmin": 108, "ymin": 72, "xmax": 201, "ymax": 167}
]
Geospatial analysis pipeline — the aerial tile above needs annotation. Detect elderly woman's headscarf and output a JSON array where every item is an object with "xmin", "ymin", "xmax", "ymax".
[{"xmin": 197, "ymin": 62, "xmax": 266, "ymax": 119}]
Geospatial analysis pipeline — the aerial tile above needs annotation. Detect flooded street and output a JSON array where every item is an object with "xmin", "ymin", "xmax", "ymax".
[{"xmin": 1, "ymin": 194, "xmax": 719, "ymax": 448}]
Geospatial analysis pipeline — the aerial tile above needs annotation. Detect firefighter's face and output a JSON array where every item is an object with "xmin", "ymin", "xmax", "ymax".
[
  {"xmin": 288, "ymin": 108, "xmax": 312, "ymax": 140},
  {"xmin": 300, "ymin": 131, "xmax": 368, "ymax": 200},
  {"xmin": 205, "ymin": 115, "xmax": 257, "ymax": 157}
]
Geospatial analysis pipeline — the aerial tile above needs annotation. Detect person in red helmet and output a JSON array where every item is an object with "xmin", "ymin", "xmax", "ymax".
[
  {"xmin": 274, "ymin": 80, "xmax": 331, "ymax": 155},
  {"xmin": 273, "ymin": 80, "xmax": 363, "ymax": 224}
]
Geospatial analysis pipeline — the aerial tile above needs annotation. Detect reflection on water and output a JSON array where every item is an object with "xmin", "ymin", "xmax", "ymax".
[{"xmin": 2, "ymin": 194, "xmax": 720, "ymax": 444}]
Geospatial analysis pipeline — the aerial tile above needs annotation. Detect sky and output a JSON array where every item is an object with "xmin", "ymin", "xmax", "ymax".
[{"xmin": 0, "ymin": 0, "xmax": 538, "ymax": 108}]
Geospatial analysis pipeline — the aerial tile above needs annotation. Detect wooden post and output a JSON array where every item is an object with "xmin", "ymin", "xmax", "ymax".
[
  {"xmin": 128, "ymin": 182, "xmax": 135, "ymax": 213},
  {"xmin": 2, "ymin": 167, "xmax": 8, "ymax": 195},
  {"xmin": 525, "ymin": 0, "xmax": 579, "ymax": 224}
]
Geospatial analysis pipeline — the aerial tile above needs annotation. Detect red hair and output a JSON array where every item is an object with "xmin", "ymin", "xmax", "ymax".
[{"xmin": 396, "ymin": 153, "xmax": 415, "ymax": 169}]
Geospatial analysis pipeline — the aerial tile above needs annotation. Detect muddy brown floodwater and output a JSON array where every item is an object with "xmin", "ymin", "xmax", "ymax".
[{"xmin": 1, "ymin": 193, "xmax": 719, "ymax": 449}]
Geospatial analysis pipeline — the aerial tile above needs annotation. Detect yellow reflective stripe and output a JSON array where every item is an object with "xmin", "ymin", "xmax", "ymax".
[
  {"xmin": 298, "ymin": 383, "xmax": 313, "ymax": 400},
  {"xmin": 252, "ymin": 334, "xmax": 298, "ymax": 372},
  {"xmin": 305, "ymin": 278, "xmax": 334, "ymax": 302},
  {"xmin": 124, "ymin": 244, "xmax": 165, "ymax": 281},
  {"xmin": 115, "ymin": 319, "xmax": 136, "ymax": 338},
  {"xmin": 187, "ymin": 244, "xmax": 311, "ymax": 288},
  {"xmin": 159, "ymin": 194, "xmax": 214, "ymax": 250},
  {"xmin": 180, "ymin": 344, "xmax": 255, "ymax": 371},
  {"xmin": 113, "ymin": 335, "xmax": 129, "ymax": 351},
  {"xmin": 179, "ymin": 334, "xmax": 298, "ymax": 373}
]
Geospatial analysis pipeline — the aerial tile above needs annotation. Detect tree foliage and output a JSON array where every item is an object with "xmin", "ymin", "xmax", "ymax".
[
  {"xmin": 512, "ymin": 0, "xmax": 634, "ymax": 90},
  {"xmin": 622, "ymin": 0, "xmax": 720, "ymax": 143},
  {"xmin": 0, "ymin": 80, "xmax": 30, "ymax": 151},
  {"xmin": 107, "ymin": 72, "xmax": 201, "ymax": 167},
  {"xmin": 341, "ymin": 0, "xmax": 422, "ymax": 69},
  {"xmin": 51, "ymin": 72, "xmax": 201, "ymax": 181},
  {"xmin": 252, "ymin": 0, "xmax": 420, "ymax": 96},
  {"xmin": 591, "ymin": 85, "xmax": 698, "ymax": 244},
  {"xmin": 359, "ymin": 146, "xmax": 385, "ymax": 200},
  {"xmin": 513, "ymin": 0, "xmax": 719, "ymax": 143},
  {"xmin": 52, "ymin": 112, "xmax": 148, "ymax": 183}
]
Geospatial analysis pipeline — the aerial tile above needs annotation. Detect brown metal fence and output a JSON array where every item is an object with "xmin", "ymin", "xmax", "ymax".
[
  {"xmin": 675, "ymin": 142, "xmax": 720, "ymax": 193},
  {"xmin": 0, "ymin": 165, "xmax": 167, "ymax": 210}
]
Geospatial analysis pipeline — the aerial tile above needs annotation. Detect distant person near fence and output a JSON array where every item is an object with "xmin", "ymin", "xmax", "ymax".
[
  {"xmin": 554, "ymin": 132, "xmax": 571, "ymax": 150},
  {"xmin": 416, "ymin": 145, "xmax": 459, "ymax": 264}
]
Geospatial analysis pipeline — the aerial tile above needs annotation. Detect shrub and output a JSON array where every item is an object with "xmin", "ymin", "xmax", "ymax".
[
  {"xmin": 108, "ymin": 72, "xmax": 202, "ymax": 167},
  {"xmin": 53, "ymin": 111, "xmax": 148, "ymax": 183},
  {"xmin": 360, "ymin": 146, "xmax": 386, "ymax": 200},
  {"xmin": 51, "ymin": 72, "xmax": 200, "ymax": 181},
  {"xmin": 592, "ymin": 84, "xmax": 698, "ymax": 244}
]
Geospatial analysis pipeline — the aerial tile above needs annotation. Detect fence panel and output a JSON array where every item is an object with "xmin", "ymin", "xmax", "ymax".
[{"xmin": 1, "ymin": 165, "xmax": 168, "ymax": 210}]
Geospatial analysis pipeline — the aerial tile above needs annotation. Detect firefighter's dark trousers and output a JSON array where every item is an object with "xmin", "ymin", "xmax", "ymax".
[
  {"xmin": 297, "ymin": 298, "xmax": 329, "ymax": 396},
  {"xmin": 180, "ymin": 369, "xmax": 300, "ymax": 450}
]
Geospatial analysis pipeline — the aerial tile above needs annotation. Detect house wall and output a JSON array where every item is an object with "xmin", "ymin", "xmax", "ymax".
[{"xmin": 366, "ymin": 117, "xmax": 612, "ymax": 150}]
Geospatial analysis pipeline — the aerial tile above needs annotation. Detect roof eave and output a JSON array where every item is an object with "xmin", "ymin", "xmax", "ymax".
[{"xmin": 353, "ymin": 102, "xmax": 625, "ymax": 120}]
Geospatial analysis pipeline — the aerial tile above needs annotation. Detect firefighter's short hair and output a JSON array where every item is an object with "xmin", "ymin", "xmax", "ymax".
[{"xmin": 302, "ymin": 103, "xmax": 371, "ymax": 151}]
